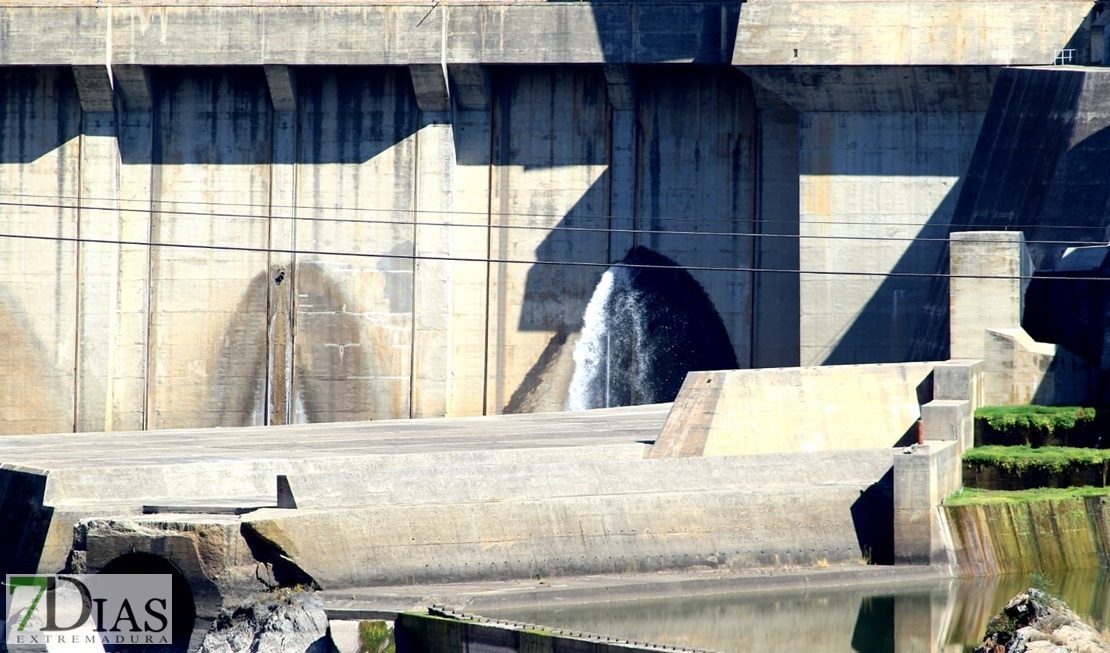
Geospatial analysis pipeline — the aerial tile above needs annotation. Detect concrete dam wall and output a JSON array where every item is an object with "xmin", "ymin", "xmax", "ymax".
[
  {"xmin": 0, "ymin": 1, "xmax": 1096, "ymax": 434},
  {"xmin": 0, "ymin": 63, "xmax": 761, "ymax": 434}
]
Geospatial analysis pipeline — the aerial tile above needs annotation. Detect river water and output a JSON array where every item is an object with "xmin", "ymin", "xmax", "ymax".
[{"xmin": 486, "ymin": 571, "xmax": 1110, "ymax": 653}]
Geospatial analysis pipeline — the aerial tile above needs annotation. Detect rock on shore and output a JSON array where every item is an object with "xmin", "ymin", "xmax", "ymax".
[
  {"xmin": 975, "ymin": 589, "xmax": 1110, "ymax": 653},
  {"xmin": 198, "ymin": 592, "xmax": 337, "ymax": 653}
]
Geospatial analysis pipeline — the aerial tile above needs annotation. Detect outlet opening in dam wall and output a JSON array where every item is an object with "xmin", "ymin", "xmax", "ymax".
[
  {"xmin": 97, "ymin": 553, "xmax": 198, "ymax": 653},
  {"xmin": 566, "ymin": 246, "xmax": 738, "ymax": 410}
]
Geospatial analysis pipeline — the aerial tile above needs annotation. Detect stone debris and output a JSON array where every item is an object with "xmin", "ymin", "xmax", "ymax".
[
  {"xmin": 975, "ymin": 589, "xmax": 1110, "ymax": 653},
  {"xmin": 198, "ymin": 592, "xmax": 337, "ymax": 653}
]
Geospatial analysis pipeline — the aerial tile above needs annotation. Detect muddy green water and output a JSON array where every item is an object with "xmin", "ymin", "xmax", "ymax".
[{"xmin": 485, "ymin": 571, "xmax": 1110, "ymax": 653}]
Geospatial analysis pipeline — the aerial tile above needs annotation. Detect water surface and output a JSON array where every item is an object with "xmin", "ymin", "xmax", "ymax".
[{"xmin": 486, "ymin": 571, "xmax": 1110, "ymax": 652}]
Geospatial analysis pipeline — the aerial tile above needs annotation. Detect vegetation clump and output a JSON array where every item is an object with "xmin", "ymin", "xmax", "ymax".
[
  {"xmin": 963, "ymin": 446, "xmax": 1110, "ymax": 489},
  {"xmin": 976, "ymin": 405, "xmax": 1100, "ymax": 448},
  {"xmin": 358, "ymin": 620, "xmax": 395, "ymax": 653}
]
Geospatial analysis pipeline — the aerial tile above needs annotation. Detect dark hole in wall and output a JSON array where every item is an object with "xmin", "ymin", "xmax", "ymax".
[{"xmin": 98, "ymin": 552, "xmax": 197, "ymax": 653}]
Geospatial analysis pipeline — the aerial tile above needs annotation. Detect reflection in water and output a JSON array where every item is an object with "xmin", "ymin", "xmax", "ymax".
[{"xmin": 486, "ymin": 571, "xmax": 1110, "ymax": 653}]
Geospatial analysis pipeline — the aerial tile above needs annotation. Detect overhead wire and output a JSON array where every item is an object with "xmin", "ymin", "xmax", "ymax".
[
  {"xmin": 0, "ymin": 193, "xmax": 1104, "ymax": 250},
  {"xmin": 4, "ymin": 189, "xmax": 1110, "ymax": 237}
]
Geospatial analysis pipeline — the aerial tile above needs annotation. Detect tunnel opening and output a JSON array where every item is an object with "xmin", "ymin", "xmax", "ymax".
[{"xmin": 98, "ymin": 552, "xmax": 197, "ymax": 653}]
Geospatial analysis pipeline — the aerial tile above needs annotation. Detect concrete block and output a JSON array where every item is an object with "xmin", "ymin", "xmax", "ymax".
[
  {"xmin": 733, "ymin": 2, "xmax": 1093, "ymax": 66},
  {"xmin": 72, "ymin": 64, "xmax": 114, "ymax": 113},
  {"xmin": 263, "ymin": 64, "xmax": 296, "ymax": 112},
  {"xmin": 893, "ymin": 440, "xmax": 960, "ymax": 566},
  {"xmin": 921, "ymin": 399, "xmax": 971, "ymax": 452},
  {"xmin": 932, "ymin": 359, "xmax": 984, "ymax": 408},
  {"xmin": 409, "ymin": 64, "xmax": 450, "ymax": 113},
  {"xmin": 111, "ymin": 64, "xmax": 151, "ymax": 111},
  {"xmin": 950, "ymin": 231, "xmax": 1031, "ymax": 361},
  {"xmin": 448, "ymin": 64, "xmax": 489, "ymax": 111}
]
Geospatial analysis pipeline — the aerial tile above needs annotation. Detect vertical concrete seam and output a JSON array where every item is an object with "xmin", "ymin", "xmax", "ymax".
[
  {"xmin": 263, "ymin": 106, "xmax": 276, "ymax": 426},
  {"xmin": 143, "ymin": 103, "xmax": 157, "ymax": 431},
  {"xmin": 409, "ymin": 121, "xmax": 420, "ymax": 419},
  {"xmin": 480, "ymin": 90, "xmax": 496, "ymax": 416},
  {"xmin": 72, "ymin": 114, "xmax": 84, "ymax": 434}
]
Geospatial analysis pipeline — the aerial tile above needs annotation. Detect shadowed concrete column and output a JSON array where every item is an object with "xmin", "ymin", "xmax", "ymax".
[
  {"xmin": 604, "ymin": 65, "xmax": 636, "ymax": 261},
  {"xmin": 751, "ymin": 82, "xmax": 800, "ymax": 368}
]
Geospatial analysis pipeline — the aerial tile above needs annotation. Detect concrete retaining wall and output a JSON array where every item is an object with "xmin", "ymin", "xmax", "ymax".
[
  {"xmin": 71, "ymin": 448, "xmax": 896, "ymax": 593},
  {"xmin": 945, "ymin": 496, "xmax": 1110, "ymax": 576},
  {"xmin": 651, "ymin": 363, "xmax": 934, "ymax": 457}
]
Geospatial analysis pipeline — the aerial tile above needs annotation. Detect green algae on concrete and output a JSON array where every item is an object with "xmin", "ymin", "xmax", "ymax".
[{"xmin": 943, "ymin": 491, "xmax": 1110, "ymax": 575}]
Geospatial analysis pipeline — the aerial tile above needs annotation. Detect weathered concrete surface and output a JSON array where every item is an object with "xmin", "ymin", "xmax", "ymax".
[
  {"xmin": 945, "ymin": 496, "xmax": 1110, "ymax": 576},
  {"xmin": 0, "ymin": 64, "xmax": 760, "ymax": 432},
  {"xmin": 0, "ymin": 404, "xmax": 665, "ymax": 580},
  {"xmin": 734, "ymin": 2, "xmax": 1094, "ymax": 67},
  {"xmin": 0, "ymin": 3, "xmax": 740, "ymax": 67},
  {"xmin": 652, "ymin": 363, "xmax": 935, "ymax": 457},
  {"xmin": 739, "ymin": 65, "xmax": 993, "ymax": 366},
  {"xmin": 951, "ymin": 67, "xmax": 1110, "ymax": 267}
]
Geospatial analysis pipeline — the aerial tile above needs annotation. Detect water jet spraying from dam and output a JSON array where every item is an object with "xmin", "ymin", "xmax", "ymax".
[{"xmin": 566, "ymin": 246, "xmax": 738, "ymax": 410}]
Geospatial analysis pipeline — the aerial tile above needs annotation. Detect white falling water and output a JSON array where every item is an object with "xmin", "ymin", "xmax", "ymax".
[
  {"xmin": 566, "ymin": 266, "xmax": 649, "ymax": 411},
  {"xmin": 567, "ymin": 269, "xmax": 616, "ymax": 411}
]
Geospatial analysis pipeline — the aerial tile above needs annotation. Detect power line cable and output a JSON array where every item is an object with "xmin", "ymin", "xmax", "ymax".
[
  {"xmin": 0, "ymin": 196, "xmax": 1102, "ymax": 249},
  {"xmin": 1, "ymin": 229, "xmax": 1107, "ymax": 282},
  {"xmin": 4, "ymin": 189, "xmax": 1110, "ymax": 236}
]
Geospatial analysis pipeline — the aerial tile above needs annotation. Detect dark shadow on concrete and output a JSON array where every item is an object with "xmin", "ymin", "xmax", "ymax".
[
  {"xmin": 239, "ymin": 523, "xmax": 320, "ymax": 591},
  {"xmin": 0, "ymin": 66, "xmax": 80, "ymax": 163},
  {"xmin": 826, "ymin": 66, "xmax": 1095, "ymax": 365},
  {"xmin": 850, "ymin": 468, "xmax": 894, "ymax": 566},
  {"xmin": 296, "ymin": 66, "xmax": 419, "ymax": 166},
  {"xmin": 0, "ymin": 470, "xmax": 53, "ymax": 581},
  {"xmin": 148, "ymin": 67, "xmax": 274, "ymax": 166},
  {"xmin": 823, "ymin": 187, "xmax": 959, "ymax": 365},
  {"xmin": 587, "ymin": 3, "xmax": 739, "ymax": 66},
  {"xmin": 851, "ymin": 595, "xmax": 895, "ymax": 653}
]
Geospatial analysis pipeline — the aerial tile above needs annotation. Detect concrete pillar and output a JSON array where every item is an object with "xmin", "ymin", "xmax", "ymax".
[
  {"xmin": 443, "ymin": 109, "xmax": 493, "ymax": 417},
  {"xmin": 411, "ymin": 111, "xmax": 453, "ymax": 418},
  {"xmin": 409, "ymin": 64, "xmax": 451, "ymax": 113},
  {"xmin": 74, "ymin": 82, "xmax": 152, "ymax": 432},
  {"xmin": 751, "ymin": 83, "xmax": 800, "ymax": 368},
  {"xmin": 949, "ymin": 231, "xmax": 1031, "ymax": 360}
]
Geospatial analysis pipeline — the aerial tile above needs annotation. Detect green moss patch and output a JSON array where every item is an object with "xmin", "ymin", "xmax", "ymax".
[
  {"xmin": 963, "ymin": 445, "xmax": 1110, "ymax": 490},
  {"xmin": 975, "ymin": 406, "xmax": 1102, "ymax": 448},
  {"xmin": 944, "ymin": 485, "xmax": 1110, "ymax": 507}
]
